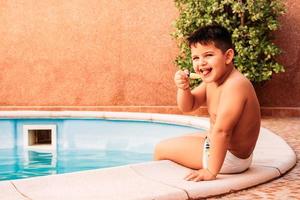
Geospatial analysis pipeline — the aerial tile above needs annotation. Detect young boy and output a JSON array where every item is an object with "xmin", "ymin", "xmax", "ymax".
[{"xmin": 154, "ymin": 25, "xmax": 261, "ymax": 181}]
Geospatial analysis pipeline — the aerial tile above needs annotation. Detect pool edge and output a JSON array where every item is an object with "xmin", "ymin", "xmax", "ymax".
[{"xmin": 0, "ymin": 111, "xmax": 296, "ymax": 200}]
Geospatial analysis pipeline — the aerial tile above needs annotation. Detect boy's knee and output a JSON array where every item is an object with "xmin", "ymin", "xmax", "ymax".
[{"xmin": 154, "ymin": 141, "xmax": 166, "ymax": 160}]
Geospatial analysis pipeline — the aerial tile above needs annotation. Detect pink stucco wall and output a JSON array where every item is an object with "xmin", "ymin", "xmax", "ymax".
[
  {"xmin": 0, "ymin": 0, "xmax": 178, "ymax": 108},
  {"xmin": 255, "ymin": 0, "xmax": 300, "ymax": 108},
  {"xmin": 0, "ymin": 0, "xmax": 299, "ymax": 113}
]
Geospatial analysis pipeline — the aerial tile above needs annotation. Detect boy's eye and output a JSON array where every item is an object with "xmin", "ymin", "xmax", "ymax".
[
  {"xmin": 205, "ymin": 54, "xmax": 213, "ymax": 57},
  {"xmin": 192, "ymin": 56, "xmax": 199, "ymax": 60}
]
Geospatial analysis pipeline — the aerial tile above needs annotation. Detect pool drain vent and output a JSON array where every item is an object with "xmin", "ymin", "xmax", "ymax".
[{"xmin": 23, "ymin": 125, "xmax": 57, "ymax": 151}]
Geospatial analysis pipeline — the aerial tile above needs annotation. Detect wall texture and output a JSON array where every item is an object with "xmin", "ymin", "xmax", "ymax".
[
  {"xmin": 255, "ymin": 0, "xmax": 300, "ymax": 108},
  {"xmin": 0, "ymin": 0, "xmax": 299, "ymax": 114},
  {"xmin": 0, "ymin": 0, "xmax": 178, "ymax": 108}
]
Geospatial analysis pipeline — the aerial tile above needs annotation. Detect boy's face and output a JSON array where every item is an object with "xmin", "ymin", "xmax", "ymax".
[{"xmin": 191, "ymin": 42, "xmax": 234, "ymax": 84}]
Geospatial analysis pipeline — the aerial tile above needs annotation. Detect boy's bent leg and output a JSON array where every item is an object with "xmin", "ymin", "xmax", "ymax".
[{"xmin": 154, "ymin": 134, "xmax": 206, "ymax": 169}]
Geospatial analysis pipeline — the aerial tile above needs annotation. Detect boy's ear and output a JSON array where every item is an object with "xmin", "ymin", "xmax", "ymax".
[{"xmin": 225, "ymin": 49, "xmax": 234, "ymax": 64}]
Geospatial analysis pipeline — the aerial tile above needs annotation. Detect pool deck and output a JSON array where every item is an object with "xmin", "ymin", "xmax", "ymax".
[
  {"xmin": 0, "ymin": 115, "xmax": 298, "ymax": 199},
  {"xmin": 209, "ymin": 117, "xmax": 300, "ymax": 200}
]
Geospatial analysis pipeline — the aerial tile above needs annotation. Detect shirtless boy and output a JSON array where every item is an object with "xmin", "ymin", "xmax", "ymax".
[{"xmin": 154, "ymin": 25, "xmax": 261, "ymax": 181}]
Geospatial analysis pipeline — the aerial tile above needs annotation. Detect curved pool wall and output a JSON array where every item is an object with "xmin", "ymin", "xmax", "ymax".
[
  {"xmin": 0, "ymin": 111, "xmax": 208, "ymax": 180},
  {"xmin": 0, "ymin": 118, "xmax": 203, "ymax": 152}
]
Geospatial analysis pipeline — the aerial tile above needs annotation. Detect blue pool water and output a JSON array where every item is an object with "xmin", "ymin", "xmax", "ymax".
[{"xmin": 0, "ymin": 118, "xmax": 204, "ymax": 181}]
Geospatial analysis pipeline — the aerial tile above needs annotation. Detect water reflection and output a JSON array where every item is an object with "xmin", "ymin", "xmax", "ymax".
[
  {"xmin": 0, "ymin": 149, "xmax": 56, "ymax": 180},
  {"xmin": 0, "ymin": 148, "xmax": 152, "ymax": 181}
]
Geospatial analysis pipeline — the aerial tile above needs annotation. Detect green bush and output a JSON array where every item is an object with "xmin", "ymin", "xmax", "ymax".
[{"xmin": 172, "ymin": 0, "xmax": 286, "ymax": 87}]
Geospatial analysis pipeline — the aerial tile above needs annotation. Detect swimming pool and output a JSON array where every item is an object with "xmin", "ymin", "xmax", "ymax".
[{"xmin": 0, "ymin": 113, "xmax": 205, "ymax": 181}]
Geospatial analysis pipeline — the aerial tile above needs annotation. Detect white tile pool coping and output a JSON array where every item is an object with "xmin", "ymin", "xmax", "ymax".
[{"xmin": 0, "ymin": 111, "xmax": 297, "ymax": 200}]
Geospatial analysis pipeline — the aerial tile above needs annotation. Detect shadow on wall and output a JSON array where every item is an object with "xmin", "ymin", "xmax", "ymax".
[{"xmin": 255, "ymin": 2, "xmax": 300, "ymax": 108}]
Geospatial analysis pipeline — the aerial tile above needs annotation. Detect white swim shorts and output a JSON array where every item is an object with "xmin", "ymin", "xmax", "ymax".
[{"xmin": 202, "ymin": 137, "xmax": 253, "ymax": 174}]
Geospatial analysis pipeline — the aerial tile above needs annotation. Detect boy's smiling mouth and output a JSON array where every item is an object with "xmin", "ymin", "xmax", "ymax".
[{"xmin": 200, "ymin": 67, "xmax": 212, "ymax": 76}]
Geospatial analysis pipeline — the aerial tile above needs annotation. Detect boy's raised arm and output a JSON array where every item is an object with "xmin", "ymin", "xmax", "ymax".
[{"xmin": 174, "ymin": 70, "xmax": 206, "ymax": 112}]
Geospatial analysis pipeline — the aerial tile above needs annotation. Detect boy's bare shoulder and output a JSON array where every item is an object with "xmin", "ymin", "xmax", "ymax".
[{"xmin": 224, "ymin": 70, "xmax": 253, "ymax": 92}]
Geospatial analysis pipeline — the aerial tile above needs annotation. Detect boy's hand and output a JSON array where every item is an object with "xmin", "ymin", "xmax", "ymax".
[
  {"xmin": 184, "ymin": 169, "xmax": 216, "ymax": 182},
  {"xmin": 174, "ymin": 70, "xmax": 190, "ymax": 90}
]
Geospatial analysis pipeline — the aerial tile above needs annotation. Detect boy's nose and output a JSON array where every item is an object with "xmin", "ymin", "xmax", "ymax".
[
  {"xmin": 195, "ymin": 59, "xmax": 207, "ymax": 68},
  {"xmin": 199, "ymin": 58, "xmax": 207, "ymax": 66}
]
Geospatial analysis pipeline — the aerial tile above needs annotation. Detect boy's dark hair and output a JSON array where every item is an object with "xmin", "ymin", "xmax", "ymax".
[{"xmin": 187, "ymin": 24, "xmax": 233, "ymax": 53}]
